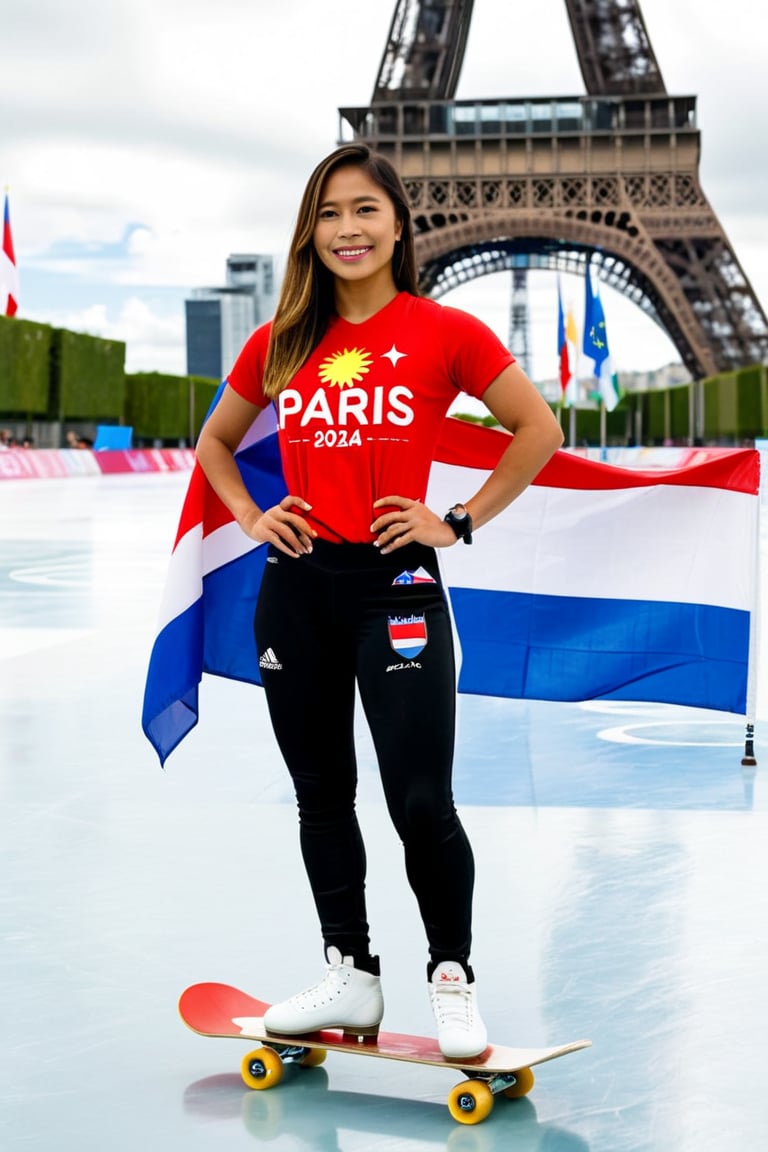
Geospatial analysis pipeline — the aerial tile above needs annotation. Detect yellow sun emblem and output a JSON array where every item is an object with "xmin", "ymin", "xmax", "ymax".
[{"xmin": 318, "ymin": 347, "xmax": 373, "ymax": 388}]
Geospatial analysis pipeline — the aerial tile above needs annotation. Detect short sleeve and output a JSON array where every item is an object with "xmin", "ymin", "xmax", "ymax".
[
  {"xmin": 226, "ymin": 322, "xmax": 272, "ymax": 408},
  {"xmin": 438, "ymin": 306, "xmax": 515, "ymax": 399}
]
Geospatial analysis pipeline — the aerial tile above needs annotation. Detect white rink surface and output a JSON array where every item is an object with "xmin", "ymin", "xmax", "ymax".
[{"xmin": 2, "ymin": 472, "xmax": 768, "ymax": 1152}]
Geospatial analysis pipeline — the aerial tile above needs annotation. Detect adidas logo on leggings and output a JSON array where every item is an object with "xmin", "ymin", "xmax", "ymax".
[{"xmin": 259, "ymin": 648, "xmax": 282, "ymax": 671}]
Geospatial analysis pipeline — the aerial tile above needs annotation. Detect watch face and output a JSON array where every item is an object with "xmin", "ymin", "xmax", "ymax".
[{"xmin": 446, "ymin": 508, "xmax": 472, "ymax": 540}]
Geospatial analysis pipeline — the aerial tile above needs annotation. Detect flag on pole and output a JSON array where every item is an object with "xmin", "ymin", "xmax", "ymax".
[
  {"xmin": 1, "ymin": 191, "xmax": 19, "ymax": 317},
  {"xmin": 142, "ymin": 407, "xmax": 760, "ymax": 768},
  {"xmin": 557, "ymin": 277, "xmax": 573, "ymax": 402},
  {"xmin": 583, "ymin": 265, "xmax": 619, "ymax": 410},
  {"xmin": 564, "ymin": 304, "xmax": 579, "ymax": 406}
]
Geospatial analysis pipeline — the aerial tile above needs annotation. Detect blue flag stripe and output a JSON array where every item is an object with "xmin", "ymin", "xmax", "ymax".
[{"xmin": 451, "ymin": 589, "xmax": 749, "ymax": 714}]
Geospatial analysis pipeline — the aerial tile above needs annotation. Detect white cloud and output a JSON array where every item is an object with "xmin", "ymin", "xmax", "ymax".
[{"xmin": 25, "ymin": 298, "xmax": 185, "ymax": 375}]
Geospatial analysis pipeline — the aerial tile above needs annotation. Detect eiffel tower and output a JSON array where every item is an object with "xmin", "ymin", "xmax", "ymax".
[{"xmin": 338, "ymin": 0, "xmax": 768, "ymax": 380}]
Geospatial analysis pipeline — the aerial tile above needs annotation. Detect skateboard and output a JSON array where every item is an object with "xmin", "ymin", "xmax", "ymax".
[{"xmin": 179, "ymin": 982, "xmax": 591, "ymax": 1126}]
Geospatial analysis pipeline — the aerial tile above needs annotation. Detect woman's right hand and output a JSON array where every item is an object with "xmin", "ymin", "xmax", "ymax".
[{"xmin": 239, "ymin": 495, "xmax": 317, "ymax": 557}]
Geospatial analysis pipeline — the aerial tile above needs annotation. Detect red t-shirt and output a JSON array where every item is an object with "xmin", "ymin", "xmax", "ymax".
[{"xmin": 227, "ymin": 291, "xmax": 514, "ymax": 543}]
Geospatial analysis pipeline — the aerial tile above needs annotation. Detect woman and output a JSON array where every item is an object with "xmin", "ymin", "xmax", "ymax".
[{"xmin": 196, "ymin": 143, "xmax": 563, "ymax": 1059}]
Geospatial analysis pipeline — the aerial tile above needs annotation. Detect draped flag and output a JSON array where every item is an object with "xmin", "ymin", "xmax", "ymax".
[
  {"xmin": 583, "ymin": 266, "xmax": 619, "ymax": 410},
  {"xmin": 1, "ymin": 191, "xmax": 19, "ymax": 317},
  {"xmin": 142, "ymin": 412, "xmax": 760, "ymax": 767},
  {"xmin": 142, "ymin": 400, "xmax": 286, "ymax": 764}
]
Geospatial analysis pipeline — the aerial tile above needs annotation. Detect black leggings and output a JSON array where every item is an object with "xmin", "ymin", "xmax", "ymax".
[{"xmin": 254, "ymin": 539, "xmax": 474, "ymax": 968}]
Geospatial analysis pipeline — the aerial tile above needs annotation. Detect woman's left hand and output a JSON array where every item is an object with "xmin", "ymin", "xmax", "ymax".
[{"xmin": 371, "ymin": 496, "xmax": 456, "ymax": 554}]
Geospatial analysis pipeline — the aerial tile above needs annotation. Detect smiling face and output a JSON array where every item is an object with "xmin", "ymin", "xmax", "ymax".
[{"xmin": 312, "ymin": 164, "xmax": 403, "ymax": 295}]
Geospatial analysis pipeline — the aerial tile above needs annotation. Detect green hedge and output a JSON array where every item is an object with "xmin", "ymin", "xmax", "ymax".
[
  {"xmin": 643, "ymin": 389, "xmax": 667, "ymax": 442},
  {"xmin": 50, "ymin": 328, "xmax": 126, "ymax": 420},
  {"xmin": 559, "ymin": 367, "xmax": 767, "ymax": 446},
  {"xmin": 557, "ymin": 398, "xmax": 633, "ymax": 445},
  {"xmin": 669, "ymin": 382, "xmax": 692, "ymax": 440},
  {"xmin": 703, "ymin": 372, "xmax": 738, "ymax": 440},
  {"xmin": 701, "ymin": 366, "xmax": 766, "ymax": 441},
  {"xmin": 638, "ymin": 382, "xmax": 692, "ymax": 443},
  {"xmin": 0, "ymin": 316, "xmax": 53, "ymax": 415},
  {"xmin": 125, "ymin": 372, "xmax": 219, "ymax": 442},
  {"xmin": 189, "ymin": 376, "xmax": 221, "ymax": 435}
]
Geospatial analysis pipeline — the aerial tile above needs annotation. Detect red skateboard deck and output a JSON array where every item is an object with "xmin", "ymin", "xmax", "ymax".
[{"xmin": 179, "ymin": 982, "xmax": 591, "ymax": 1126}]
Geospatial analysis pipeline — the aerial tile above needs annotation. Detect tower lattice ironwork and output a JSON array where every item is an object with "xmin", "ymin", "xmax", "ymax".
[{"xmin": 338, "ymin": 0, "xmax": 768, "ymax": 379}]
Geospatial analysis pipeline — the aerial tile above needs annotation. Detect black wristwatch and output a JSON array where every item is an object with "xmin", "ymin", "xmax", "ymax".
[{"xmin": 444, "ymin": 504, "xmax": 473, "ymax": 545}]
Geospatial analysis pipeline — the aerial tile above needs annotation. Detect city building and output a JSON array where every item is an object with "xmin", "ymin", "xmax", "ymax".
[{"xmin": 185, "ymin": 254, "xmax": 277, "ymax": 380}]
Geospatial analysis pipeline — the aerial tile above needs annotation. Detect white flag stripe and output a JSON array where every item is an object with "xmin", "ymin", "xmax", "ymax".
[
  {"xmin": 155, "ymin": 525, "xmax": 203, "ymax": 632},
  {"xmin": 203, "ymin": 519, "xmax": 260, "ymax": 580},
  {"xmin": 430, "ymin": 463, "xmax": 756, "ymax": 611},
  {"xmin": 155, "ymin": 520, "xmax": 261, "ymax": 634}
]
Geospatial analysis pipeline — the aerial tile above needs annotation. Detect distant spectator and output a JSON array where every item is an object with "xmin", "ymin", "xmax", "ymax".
[
  {"xmin": 0, "ymin": 429, "xmax": 14, "ymax": 449},
  {"xmin": 65, "ymin": 431, "xmax": 94, "ymax": 449}
]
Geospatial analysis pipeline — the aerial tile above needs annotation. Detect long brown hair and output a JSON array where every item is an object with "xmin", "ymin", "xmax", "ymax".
[{"xmin": 263, "ymin": 144, "xmax": 418, "ymax": 399}]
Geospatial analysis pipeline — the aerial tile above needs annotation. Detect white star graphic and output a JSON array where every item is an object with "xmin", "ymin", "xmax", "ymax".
[{"xmin": 381, "ymin": 344, "xmax": 407, "ymax": 367}]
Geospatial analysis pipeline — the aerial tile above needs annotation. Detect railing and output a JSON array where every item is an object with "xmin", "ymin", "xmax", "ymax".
[{"xmin": 339, "ymin": 94, "xmax": 697, "ymax": 142}]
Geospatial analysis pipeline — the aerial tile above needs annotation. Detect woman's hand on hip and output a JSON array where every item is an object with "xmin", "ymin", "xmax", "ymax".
[
  {"xmin": 371, "ymin": 496, "xmax": 456, "ymax": 554},
  {"xmin": 240, "ymin": 496, "xmax": 317, "ymax": 557}
]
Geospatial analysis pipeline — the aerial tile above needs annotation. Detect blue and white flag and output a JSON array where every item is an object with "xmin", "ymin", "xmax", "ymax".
[
  {"xmin": 583, "ymin": 267, "xmax": 620, "ymax": 411},
  {"xmin": 142, "ymin": 411, "xmax": 760, "ymax": 767}
]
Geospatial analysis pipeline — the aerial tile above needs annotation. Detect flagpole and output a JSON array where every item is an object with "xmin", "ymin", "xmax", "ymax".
[
  {"xmin": 600, "ymin": 401, "xmax": 607, "ymax": 461},
  {"xmin": 742, "ymin": 487, "xmax": 761, "ymax": 767}
]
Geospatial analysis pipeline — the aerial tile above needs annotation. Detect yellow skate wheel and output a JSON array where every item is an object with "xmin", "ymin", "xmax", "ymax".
[
  {"xmin": 448, "ymin": 1079, "xmax": 494, "ymax": 1125},
  {"xmin": 241, "ymin": 1046, "xmax": 284, "ymax": 1090},
  {"xmin": 503, "ymin": 1065, "xmax": 535, "ymax": 1098},
  {"xmin": 300, "ymin": 1047, "xmax": 327, "ymax": 1067}
]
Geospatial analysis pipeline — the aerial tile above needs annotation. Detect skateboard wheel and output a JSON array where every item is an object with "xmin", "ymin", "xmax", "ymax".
[
  {"xmin": 502, "ymin": 1066, "xmax": 535, "ymax": 1099},
  {"xmin": 299, "ymin": 1047, "xmax": 327, "ymax": 1068},
  {"xmin": 447, "ymin": 1080, "xmax": 494, "ymax": 1124},
  {"xmin": 241, "ymin": 1046, "xmax": 284, "ymax": 1090}
]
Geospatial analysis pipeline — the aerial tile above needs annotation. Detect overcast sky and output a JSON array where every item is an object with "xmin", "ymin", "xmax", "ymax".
[{"xmin": 2, "ymin": 0, "xmax": 766, "ymax": 383}]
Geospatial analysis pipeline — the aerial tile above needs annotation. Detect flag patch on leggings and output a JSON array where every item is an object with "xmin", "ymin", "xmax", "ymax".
[
  {"xmin": 388, "ymin": 614, "xmax": 428, "ymax": 658},
  {"xmin": 392, "ymin": 567, "xmax": 435, "ymax": 585}
]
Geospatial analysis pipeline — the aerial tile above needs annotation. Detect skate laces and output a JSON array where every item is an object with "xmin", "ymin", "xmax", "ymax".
[
  {"xmin": 290, "ymin": 960, "xmax": 351, "ymax": 1009},
  {"xmin": 430, "ymin": 963, "xmax": 475, "ymax": 1027}
]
